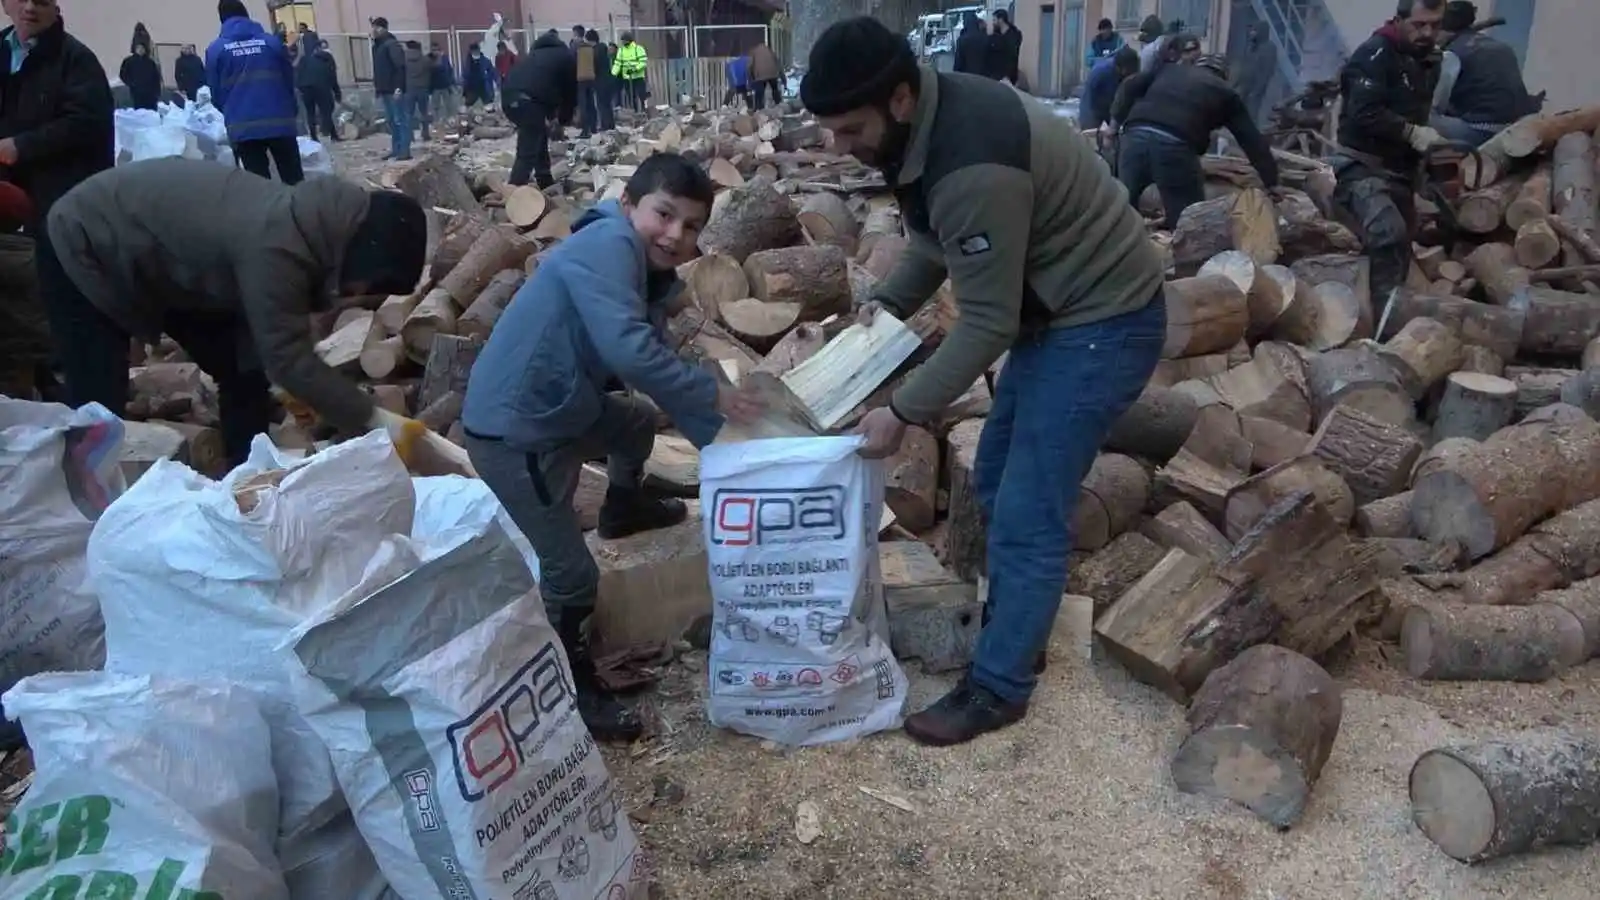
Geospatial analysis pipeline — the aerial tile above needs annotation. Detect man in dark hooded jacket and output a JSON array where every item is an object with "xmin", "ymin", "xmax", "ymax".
[
  {"xmin": 296, "ymin": 38, "xmax": 341, "ymax": 142},
  {"xmin": 46, "ymin": 159, "xmax": 431, "ymax": 467},
  {"xmin": 1430, "ymin": 0, "xmax": 1540, "ymax": 146},
  {"xmin": 953, "ymin": 12, "xmax": 987, "ymax": 75},
  {"xmin": 119, "ymin": 41, "xmax": 162, "ymax": 110},
  {"xmin": 987, "ymin": 10, "xmax": 1022, "ymax": 84},
  {"xmin": 502, "ymin": 30, "xmax": 576, "ymax": 188},
  {"xmin": 370, "ymin": 17, "xmax": 409, "ymax": 158},
  {"xmin": 175, "ymin": 44, "xmax": 207, "ymax": 102}
]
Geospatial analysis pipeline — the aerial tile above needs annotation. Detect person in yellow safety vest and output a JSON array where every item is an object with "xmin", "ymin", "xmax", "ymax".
[{"xmin": 612, "ymin": 32, "xmax": 649, "ymax": 112}]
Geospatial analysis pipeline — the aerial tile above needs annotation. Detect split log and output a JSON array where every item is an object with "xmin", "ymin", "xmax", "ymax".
[
  {"xmin": 1412, "ymin": 410, "xmax": 1600, "ymax": 560},
  {"xmin": 1162, "ymin": 274, "xmax": 1249, "ymax": 358},
  {"xmin": 884, "ymin": 425, "xmax": 939, "ymax": 532},
  {"xmin": 707, "ymin": 157, "xmax": 744, "ymax": 189},
  {"xmin": 1410, "ymin": 732, "xmax": 1600, "ymax": 862},
  {"xmin": 1507, "ymin": 366, "xmax": 1575, "ymax": 421},
  {"xmin": 1553, "ymin": 132, "xmax": 1596, "ymax": 266},
  {"xmin": 1402, "ymin": 602, "xmax": 1586, "ymax": 682},
  {"xmin": 395, "ymin": 155, "xmax": 482, "ymax": 218},
  {"xmin": 698, "ymin": 176, "xmax": 802, "ymax": 264},
  {"xmin": 1241, "ymin": 415, "xmax": 1311, "ymax": 471},
  {"xmin": 1068, "ymin": 532, "xmax": 1168, "ymax": 614},
  {"xmin": 717, "ymin": 298, "xmax": 800, "ymax": 351},
  {"xmin": 1105, "ymin": 385, "xmax": 1200, "ymax": 462},
  {"xmin": 1223, "ymin": 455, "xmax": 1355, "ymax": 539},
  {"xmin": 1140, "ymin": 500, "xmax": 1231, "ymax": 560},
  {"xmin": 456, "ymin": 269, "xmax": 524, "ymax": 340},
  {"xmin": 504, "ymin": 185, "xmax": 548, "ymax": 228},
  {"xmin": 1463, "ymin": 242, "xmax": 1530, "ymax": 306},
  {"xmin": 1198, "ymin": 252, "xmax": 1294, "ymax": 339},
  {"xmin": 1170, "ymin": 188, "xmax": 1281, "ymax": 270},
  {"xmin": 1515, "ymin": 219, "xmax": 1562, "ymax": 269},
  {"xmin": 314, "ymin": 310, "xmax": 374, "ymax": 373},
  {"xmin": 1152, "ymin": 406, "xmax": 1253, "ymax": 522},
  {"xmin": 779, "ymin": 314, "xmax": 921, "ymax": 430},
  {"xmin": 1455, "ymin": 174, "xmax": 1526, "ymax": 234},
  {"xmin": 417, "ymin": 334, "xmax": 482, "ymax": 412},
  {"xmin": 680, "ymin": 253, "xmax": 750, "ymax": 316},
  {"xmin": 375, "ymin": 288, "xmax": 424, "ymax": 336},
  {"xmin": 754, "ymin": 322, "xmax": 828, "ymax": 377},
  {"xmin": 742, "ymin": 245, "xmax": 851, "ymax": 320},
  {"xmin": 401, "ymin": 287, "xmax": 459, "ymax": 361},
  {"xmin": 1377, "ymin": 290, "xmax": 1523, "ymax": 361},
  {"xmin": 859, "ymin": 235, "xmax": 906, "ymax": 281},
  {"xmin": 1432, "ymin": 372, "xmax": 1518, "ymax": 443},
  {"xmin": 1379, "ymin": 317, "xmax": 1464, "ymax": 399},
  {"xmin": 1205, "ymin": 341, "xmax": 1311, "ymax": 431},
  {"xmin": 1171, "ymin": 644, "xmax": 1342, "ymax": 828},
  {"xmin": 1271, "ymin": 280, "xmax": 1361, "ymax": 351},
  {"xmin": 128, "ymin": 363, "xmax": 218, "ymax": 426},
  {"xmin": 855, "ymin": 204, "xmax": 901, "ymax": 261},
  {"xmin": 1290, "ymin": 255, "xmax": 1371, "ymax": 336},
  {"xmin": 1537, "ymin": 576, "xmax": 1600, "ymax": 660},
  {"xmin": 1356, "ymin": 491, "xmax": 1414, "ymax": 538},
  {"xmin": 945, "ymin": 418, "xmax": 985, "ymax": 581},
  {"xmin": 1458, "ymin": 344, "xmax": 1506, "ymax": 377},
  {"xmin": 1305, "ymin": 343, "xmax": 1412, "ymax": 427},
  {"xmin": 360, "ymin": 333, "xmax": 408, "ymax": 381},
  {"xmin": 438, "ymin": 227, "xmax": 527, "ymax": 306},
  {"xmin": 1549, "ymin": 214, "xmax": 1600, "ymax": 264},
  {"xmin": 1502, "ymin": 106, "xmax": 1600, "ymax": 158},
  {"xmin": 531, "ymin": 207, "xmax": 571, "ymax": 241},
  {"xmin": 1074, "ymin": 453, "xmax": 1151, "ymax": 551},
  {"xmin": 1272, "ymin": 187, "xmax": 1362, "ymax": 258},
  {"xmin": 796, "ymin": 192, "xmax": 860, "ymax": 256},
  {"xmin": 1153, "ymin": 351, "xmax": 1236, "ymax": 386},
  {"xmin": 1518, "ymin": 285, "xmax": 1600, "ymax": 356},
  {"xmin": 1095, "ymin": 491, "xmax": 1381, "ymax": 699},
  {"xmin": 1505, "ymin": 165, "xmax": 1552, "ymax": 231},
  {"xmin": 1309, "ymin": 405, "xmax": 1423, "ymax": 505}
]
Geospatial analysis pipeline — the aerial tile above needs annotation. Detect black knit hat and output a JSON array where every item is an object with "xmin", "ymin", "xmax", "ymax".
[
  {"xmin": 218, "ymin": 0, "xmax": 249, "ymax": 23},
  {"xmin": 799, "ymin": 17, "xmax": 917, "ymax": 118},
  {"xmin": 1442, "ymin": 1, "xmax": 1476, "ymax": 31},
  {"xmin": 340, "ymin": 191, "xmax": 427, "ymax": 297}
]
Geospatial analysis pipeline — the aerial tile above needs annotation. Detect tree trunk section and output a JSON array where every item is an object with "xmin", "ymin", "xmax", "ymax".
[
  {"xmin": 1515, "ymin": 219, "xmax": 1563, "ymax": 269},
  {"xmin": 717, "ymin": 298, "xmax": 800, "ymax": 351},
  {"xmin": 797, "ymin": 192, "xmax": 860, "ymax": 256},
  {"xmin": 1162, "ymin": 274, "xmax": 1250, "ymax": 358},
  {"xmin": 1070, "ymin": 532, "xmax": 1169, "ymax": 615},
  {"xmin": 1502, "ymin": 106, "xmax": 1600, "ymax": 157},
  {"xmin": 1420, "ymin": 496, "xmax": 1600, "ymax": 606},
  {"xmin": 1356, "ymin": 491, "xmax": 1414, "ymax": 538},
  {"xmin": 1223, "ymin": 455, "xmax": 1355, "ymax": 539},
  {"xmin": 1519, "ymin": 285, "xmax": 1600, "ymax": 356},
  {"xmin": 1074, "ymin": 453, "xmax": 1151, "ymax": 551},
  {"xmin": 1271, "ymin": 281, "xmax": 1362, "ymax": 351},
  {"xmin": 1537, "ymin": 575, "xmax": 1600, "ymax": 660},
  {"xmin": 438, "ymin": 226, "xmax": 529, "ymax": 307},
  {"xmin": 401, "ymin": 287, "xmax": 460, "ymax": 362},
  {"xmin": 456, "ymin": 269, "xmax": 525, "ymax": 341},
  {"xmin": 1171, "ymin": 188, "xmax": 1281, "ymax": 271},
  {"xmin": 1106, "ymin": 385, "xmax": 1200, "ymax": 462},
  {"xmin": 1432, "ymin": 372, "xmax": 1518, "ymax": 443},
  {"xmin": 680, "ymin": 253, "xmax": 750, "ymax": 316},
  {"xmin": 742, "ymin": 245, "xmax": 851, "ymax": 320},
  {"xmin": 885, "ymin": 425, "xmax": 939, "ymax": 533},
  {"xmin": 1458, "ymin": 344, "xmax": 1506, "ymax": 376},
  {"xmin": 1402, "ymin": 602, "xmax": 1586, "ymax": 682},
  {"xmin": 1505, "ymin": 165, "xmax": 1553, "ymax": 230},
  {"xmin": 1290, "ymin": 254, "xmax": 1371, "ymax": 337},
  {"xmin": 1152, "ymin": 405, "xmax": 1253, "ymax": 522},
  {"xmin": 1456, "ymin": 174, "xmax": 1525, "ymax": 234},
  {"xmin": 699, "ymin": 176, "xmax": 802, "ymax": 264},
  {"xmin": 1378, "ymin": 289, "xmax": 1523, "ymax": 361},
  {"xmin": 1507, "ymin": 366, "xmax": 1575, "ymax": 421},
  {"xmin": 1463, "ymin": 242, "xmax": 1531, "ymax": 306},
  {"xmin": 1380, "ymin": 316, "xmax": 1465, "ymax": 400},
  {"xmin": 754, "ymin": 321, "xmax": 828, "ymax": 377},
  {"xmin": 1205, "ymin": 341, "xmax": 1311, "ymax": 431},
  {"xmin": 418, "ymin": 333, "xmax": 483, "ymax": 411},
  {"xmin": 1241, "ymin": 415, "xmax": 1312, "ymax": 472},
  {"xmin": 1309, "ymin": 405, "xmax": 1423, "ymax": 505},
  {"xmin": 396, "ymin": 154, "xmax": 483, "ymax": 218},
  {"xmin": 1410, "ymin": 731, "xmax": 1600, "ymax": 862},
  {"xmin": 1553, "ymin": 132, "xmax": 1596, "ymax": 266},
  {"xmin": 1305, "ymin": 343, "xmax": 1412, "ymax": 427},
  {"xmin": 1171, "ymin": 644, "xmax": 1342, "ymax": 828}
]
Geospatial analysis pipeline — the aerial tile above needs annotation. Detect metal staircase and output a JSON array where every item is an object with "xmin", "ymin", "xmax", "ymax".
[{"xmin": 1249, "ymin": 0, "xmax": 1348, "ymax": 91}]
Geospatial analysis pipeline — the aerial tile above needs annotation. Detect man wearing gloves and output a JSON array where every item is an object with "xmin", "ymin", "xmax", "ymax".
[
  {"xmin": 45, "ymin": 158, "xmax": 430, "ymax": 468},
  {"xmin": 1333, "ymin": 0, "xmax": 1447, "ymax": 315}
]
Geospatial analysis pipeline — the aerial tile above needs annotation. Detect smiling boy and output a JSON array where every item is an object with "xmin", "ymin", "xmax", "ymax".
[{"xmin": 463, "ymin": 152, "xmax": 764, "ymax": 741}]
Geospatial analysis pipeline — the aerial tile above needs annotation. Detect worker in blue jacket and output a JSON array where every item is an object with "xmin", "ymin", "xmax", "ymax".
[
  {"xmin": 206, "ymin": 0, "xmax": 302, "ymax": 183},
  {"xmin": 1079, "ymin": 46, "xmax": 1139, "ymax": 131}
]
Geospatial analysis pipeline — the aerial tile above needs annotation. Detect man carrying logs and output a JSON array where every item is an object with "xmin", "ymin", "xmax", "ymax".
[
  {"xmin": 45, "ymin": 158, "xmax": 432, "ymax": 468},
  {"xmin": 1330, "ymin": 0, "xmax": 1449, "ymax": 314},
  {"xmin": 800, "ymin": 18, "xmax": 1166, "ymax": 746},
  {"xmin": 1429, "ymin": 1, "xmax": 1541, "ymax": 148}
]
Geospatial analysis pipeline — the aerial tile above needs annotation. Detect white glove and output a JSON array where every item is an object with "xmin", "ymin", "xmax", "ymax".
[{"xmin": 1404, "ymin": 124, "xmax": 1445, "ymax": 153}]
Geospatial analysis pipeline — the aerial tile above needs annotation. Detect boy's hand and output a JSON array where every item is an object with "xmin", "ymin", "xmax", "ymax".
[
  {"xmin": 856, "ymin": 300, "xmax": 883, "ymax": 327},
  {"xmin": 716, "ymin": 381, "xmax": 767, "ymax": 424}
]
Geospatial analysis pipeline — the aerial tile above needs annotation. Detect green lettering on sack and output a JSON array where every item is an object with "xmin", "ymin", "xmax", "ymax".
[
  {"xmin": 57, "ymin": 797, "xmax": 112, "ymax": 861},
  {"xmin": 11, "ymin": 802, "xmax": 62, "ymax": 874},
  {"xmin": 24, "ymin": 873, "xmax": 81, "ymax": 899},
  {"xmin": 1, "ymin": 795, "xmax": 117, "ymax": 876},
  {"xmin": 145, "ymin": 858, "xmax": 183, "ymax": 900},
  {"xmin": 84, "ymin": 870, "xmax": 137, "ymax": 900}
]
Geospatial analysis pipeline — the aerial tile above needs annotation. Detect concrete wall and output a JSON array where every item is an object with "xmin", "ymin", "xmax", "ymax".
[
  {"xmin": 1514, "ymin": 0, "xmax": 1599, "ymax": 112},
  {"xmin": 61, "ymin": 0, "xmax": 278, "ymax": 84}
]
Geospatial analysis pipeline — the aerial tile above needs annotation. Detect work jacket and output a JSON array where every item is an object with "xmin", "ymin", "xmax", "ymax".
[
  {"xmin": 206, "ymin": 15, "xmax": 298, "ymax": 141},
  {"xmin": 1439, "ymin": 30, "xmax": 1538, "ymax": 125},
  {"xmin": 613, "ymin": 41, "xmax": 647, "ymax": 80}
]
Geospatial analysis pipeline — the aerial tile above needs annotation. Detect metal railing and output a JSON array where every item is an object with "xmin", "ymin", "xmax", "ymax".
[{"xmin": 1249, "ymin": 0, "xmax": 1348, "ymax": 91}]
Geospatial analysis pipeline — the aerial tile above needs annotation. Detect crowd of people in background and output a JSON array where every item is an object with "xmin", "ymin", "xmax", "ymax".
[{"xmin": 951, "ymin": 9, "xmax": 1022, "ymax": 84}]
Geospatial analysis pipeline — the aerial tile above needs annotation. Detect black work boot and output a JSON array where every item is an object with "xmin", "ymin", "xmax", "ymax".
[
  {"xmin": 903, "ymin": 678, "xmax": 1028, "ymax": 747},
  {"xmin": 597, "ymin": 486, "xmax": 688, "ymax": 539},
  {"xmin": 558, "ymin": 615, "xmax": 643, "ymax": 743}
]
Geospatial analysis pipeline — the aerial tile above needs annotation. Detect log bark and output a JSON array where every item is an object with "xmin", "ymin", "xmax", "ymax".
[
  {"xmin": 1309, "ymin": 405, "xmax": 1423, "ymax": 505},
  {"xmin": 1152, "ymin": 406, "xmax": 1253, "ymax": 522},
  {"xmin": 1402, "ymin": 602, "xmax": 1586, "ymax": 682},
  {"xmin": 698, "ymin": 176, "xmax": 802, "ymax": 263},
  {"xmin": 1463, "ymin": 242, "xmax": 1531, "ymax": 306},
  {"xmin": 1537, "ymin": 575, "xmax": 1600, "ymax": 660},
  {"xmin": 855, "ymin": 204, "xmax": 901, "ymax": 262},
  {"xmin": 1241, "ymin": 415, "xmax": 1311, "ymax": 472},
  {"xmin": 416, "ymin": 390, "xmax": 464, "ymax": 434},
  {"xmin": 1518, "ymin": 284, "xmax": 1600, "ymax": 356},
  {"xmin": 1305, "ymin": 343, "xmax": 1412, "ymax": 427},
  {"xmin": 1378, "ymin": 289, "xmax": 1523, "ymax": 361},
  {"xmin": 1068, "ymin": 532, "xmax": 1169, "ymax": 614},
  {"xmin": 1205, "ymin": 341, "xmax": 1311, "ymax": 431},
  {"xmin": 1456, "ymin": 174, "xmax": 1526, "ymax": 234},
  {"xmin": 1410, "ymin": 732, "xmax": 1600, "ymax": 862},
  {"xmin": 1553, "ymin": 132, "xmax": 1596, "ymax": 266},
  {"xmin": 717, "ymin": 298, "xmax": 800, "ymax": 351},
  {"xmin": 1171, "ymin": 644, "xmax": 1342, "ymax": 828},
  {"xmin": 1356, "ymin": 491, "xmax": 1414, "ymax": 538},
  {"xmin": 1198, "ymin": 252, "xmax": 1295, "ymax": 339},
  {"xmin": 1380, "ymin": 317, "xmax": 1464, "ymax": 399},
  {"xmin": 1171, "ymin": 188, "xmax": 1281, "ymax": 271},
  {"xmin": 1507, "ymin": 366, "xmax": 1575, "ymax": 421},
  {"xmin": 375, "ymin": 287, "xmax": 425, "ymax": 336},
  {"xmin": 1505, "ymin": 165, "xmax": 1552, "ymax": 231},
  {"xmin": 1105, "ymin": 385, "xmax": 1200, "ymax": 462},
  {"xmin": 401, "ymin": 287, "xmax": 459, "ymax": 361},
  {"xmin": 1432, "ymin": 372, "xmax": 1518, "ymax": 443},
  {"xmin": 945, "ymin": 418, "xmax": 985, "ymax": 582},
  {"xmin": 1418, "ymin": 496, "xmax": 1600, "ymax": 606},
  {"xmin": 1290, "ymin": 254, "xmax": 1371, "ymax": 337},
  {"xmin": 1503, "ymin": 106, "xmax": 1600, "ymax": 157},
  {"xmin": 396, "ymin": 155, "xmax": 483, "ymax": 218},
  {"xmin": 859, "ymin": 234, "xmax": 906, "ymax": 281},
  {"xmin": 417, "ymin": 334, "xmax": 483, "ymax": 412},
  {"xmin": 1140, "ymin": 500, "xmax": 1232, "ymax": 560},
  {"xmin": 313, "ymin": 311, "xmax": 373, "ymax": 374},
  {"xmin": 742, "ymin": 245, "xmax": 851, "ymax": 321},
  {"xmin": 1161, "ymin": 274, "xmax": 1250, "ymax": 358},
  {"xmin": 1515, "ymin": 218, "xmax": 1563, "ymax": 269},
  {"xmin": 438, "ymin": 227, "xmax": 528, "ymax": 307},
  {"xmin": 1412, "ymin": 411, "xmax": 1600, "ymax": 560},
  {"xmin": 707, "ymin": 157, "xmax": 744, "ymax": 189},
  {"xmin": 884, "ymin": 425, "xmax": 939, "ymax": 533},
  {"xmin": 754, "ymin": 322, "xmax": 828, "ymax": 377},
  {"xmin": 1273, "ymin": 187, "xmax": 1362, "ymax": 258},
  {"xmin": 796, "ymin": 192, "xmax": 860, "ymax": 256},
  {"xmin": 127, "ymin": 362, "xmax": 218, "ymax": 425},
  {"xmin": 1271, "ymin": 280, "xmax": 1362, "ymax": 351},
  {"xmin": 456, "ymin": 269, "xmax": 524, "ymax": 341},
  {"xmin": 1224, "ymin": 455, "xmax": 1355, "ymax": 539},
  {"xmin": 1458, "ymin": 344, "xmax": 1506, "ymax": 376},
  {"xmin": 1074, "ymin": 453, "xmax": 1151, "ymax": 552},
  {"xmin": 1559, "ymin": 367, "xmax": 1600, "ymax": 419},
  {"xmin": 360, "ymin": 334, "xmax": 409, "ymax": 381},
  {"xmin": 680, "ymin": 253, "xmax": 750, "ymax": 316},
  {"xmin": 504, "ymin": 185, "xmax": 547, "ymax": 228}
]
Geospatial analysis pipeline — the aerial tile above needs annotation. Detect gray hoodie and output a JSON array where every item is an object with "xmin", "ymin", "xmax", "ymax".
[{"xmin": 462, "ymin": 200, "xmax": 723, "ymax": 450}]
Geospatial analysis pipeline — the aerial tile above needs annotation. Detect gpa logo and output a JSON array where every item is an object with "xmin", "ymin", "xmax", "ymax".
[
  {"xmin": 446, "ymin": 643, "xmax": 576, "ymax": 802},
  {"xmin": 403, "ymin": 769, "xmax": 441, "ymax": 831},
  {"xmin": 711, "ymin": 486, "xmax": 847, "ymax": 546}
]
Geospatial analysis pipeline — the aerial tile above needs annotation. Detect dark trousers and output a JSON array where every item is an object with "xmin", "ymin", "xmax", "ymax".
[
  {"xmin": 406, "ymin": 89, "xmax": 431, "ymax": 140},
  {"xmin": 300, "ymin": 87, "xmax": 336, "ymax": 141},
  {"xmin": 506, "ymin": 99, "xmax": 553, "ymax": 189},
  {"xmin": 621, "ymin": 78, "xmax": 647, "ymax": 112},
  {"xmin": 577, "ymin": 81, "xmax": 597, "ymax": 134},
  {"xmin": 1117, "ymin": 127, "xmax": 1204, "ymax": 230},
  {"xmin": 752, "ymin": 78, "xmax": 781, "ymax": 109},
  {"xmin": 36, "ymin": 225, "xmax": 129, "ymax": 413},
  {"xmin": 235, "ymin": 136, "xmax": 305, "ymax": 185},
  {"xmin": 1333, "ymin": 161, "xmax": 1417, "ymax": 320},
  {"xmin": 160, "ymin": 309, "xmax": 273, "ymax": 469},
  {"xmin": 969, "ymin": 300, "xmax": 1164, "ymax": 702},
  {"xmin": 722, "ymin": 85, "xmax": 752, "ymax": 109}
]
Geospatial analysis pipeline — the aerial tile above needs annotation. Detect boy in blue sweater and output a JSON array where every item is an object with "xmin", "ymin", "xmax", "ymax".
[
  {"xmin": 207, "ymin": 0, "xmax": 302, "ymax": 183},
  {"xmin": 463, "ymin": 153, "xmax": 764, "ymax": 740}
]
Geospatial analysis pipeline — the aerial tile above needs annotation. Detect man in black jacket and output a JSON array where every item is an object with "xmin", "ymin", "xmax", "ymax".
[
  {"xmin": 1112, "ymin": 51, "xmax": 1278, "ymax": 228},
  {"xmin": 0, "ymin": 0, "xmax": 115, "ymax": 411},
  {"xmin": 175, "ymin": 44, "xmax": 206, "ymax": 103},
  {"xmin": 987, "ymin": 9, "xmax": 1022, "ymax": 84},
  {"xmin": 296, "ymin": 38, "xmax": 340, "ymax": 142},
  {"xmin": 370, "ymin": 17, "xmax": 409, "ymax": 159},
  {"xmin": 1430, "ymin": 0, "xmax": 1540, "ymax": 147},
  {"xmin": 119, "ymin": 42, "xmax": 161, "ymax": 110},
  {"xmin": 953, "ymin": 12, "xmax": 987, "ymax": 75},
  {"xmin": 1333, "ymin": 0, "xmax": 1447, "ymax": 315},
  {"xmin": 502, "ymin": 30, "xmax": 576, "ymax": 189}
]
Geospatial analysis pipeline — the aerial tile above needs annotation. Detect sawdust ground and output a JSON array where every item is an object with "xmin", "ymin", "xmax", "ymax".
[{"xmin": 602, "ymin": 623, "xmax": 1600, "ymax": 900}]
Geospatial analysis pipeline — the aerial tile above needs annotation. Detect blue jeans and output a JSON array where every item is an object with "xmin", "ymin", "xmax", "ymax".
[
  {"xmin": 1430, "ymin": 113, "xmax": 1498, "ymax": 149},
  {"xmin": 384, "ymin": 93, "xmax": 411, "ymax": 158},
  {"xmin": 970, "ymin": 298, "xmax": 1166, "ymax": 703}
]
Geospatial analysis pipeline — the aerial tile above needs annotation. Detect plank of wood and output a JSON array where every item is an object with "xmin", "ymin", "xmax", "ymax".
[
  {"xmin": 780, "ymin": 314, "xmax": 921, "ymax": 431},
  {"xmin": 314, "ymin": 310, "xmax": 375, "ymax": 373}
]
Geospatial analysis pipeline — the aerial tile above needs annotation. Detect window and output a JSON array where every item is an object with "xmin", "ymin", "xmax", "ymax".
[
  {"xmin": 1116, "ymin": 0, "xmax": 1143, "ymax": 28},
  {"xmin": 1159, "ymin": 0, "xmax": 1211, "ymax": 36}
]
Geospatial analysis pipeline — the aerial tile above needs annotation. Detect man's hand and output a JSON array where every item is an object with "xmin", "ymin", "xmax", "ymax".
[
  {"xmin": 856, "ymin": 300, "xmax": 883, "ymax": 327},
  {"xmin": 1404, "ymin": 124, "xmax": 1446, "ymax": 153},
  {"xmin": 854, "ymin": 406, "xmax": 907, "ymax": 459},
  {"xmin": 0, "ymin": 138, "xmax": 19, "ymax": 166},
  {"xmin": 716, "ymin": 380, "xmax": 767, "ymax": 424}
]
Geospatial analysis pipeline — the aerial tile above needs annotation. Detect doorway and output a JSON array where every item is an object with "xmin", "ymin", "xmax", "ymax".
[
  {"xmin": 1491, "ymin": 0, "xmax": 1537, "ymax": 67},
  {"xmin": 1038, "ymin": 5, "xmax": 1056, "ymax": 95},
  {"xmin": 1059, "ymin": 2, "xmax": 1084, "ymax": 93}
]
